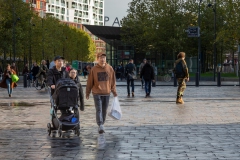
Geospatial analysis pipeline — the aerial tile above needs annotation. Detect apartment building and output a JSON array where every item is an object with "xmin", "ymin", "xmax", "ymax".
[{"xmin": 24, "ymin": 0, "xmax": 106, "ymax": 57}]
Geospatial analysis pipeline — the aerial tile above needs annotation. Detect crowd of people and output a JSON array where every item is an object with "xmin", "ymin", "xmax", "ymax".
[{"xmin": 0, "ymin": 51, "xmax": 189, "ymax": 134}]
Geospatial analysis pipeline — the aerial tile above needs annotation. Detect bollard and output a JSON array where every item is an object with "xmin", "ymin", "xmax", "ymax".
[
  {"xmin": 23, "ymin": 74, "xmax": 27, "ymax": 88},
  {"xmin": 174, "ymin": 75, "xmax": 177, "ymax": 87},
  {"xmin": 195, "ymin": 72, "xmax": 199, "ymax": 87},
  {"xmin": 217, "ymin": 72, "xmax": 221, "ymax": 87}
]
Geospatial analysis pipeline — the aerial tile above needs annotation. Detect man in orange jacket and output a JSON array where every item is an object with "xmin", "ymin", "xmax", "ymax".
[{"xmin": 86, "ymin": 53, "xmax": 118, "ymax": 134}]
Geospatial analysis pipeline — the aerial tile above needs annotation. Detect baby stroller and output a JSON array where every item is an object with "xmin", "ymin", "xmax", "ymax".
[{"xmin": 47, "ymin": 78, "xmax": 80, "ymax": 137}]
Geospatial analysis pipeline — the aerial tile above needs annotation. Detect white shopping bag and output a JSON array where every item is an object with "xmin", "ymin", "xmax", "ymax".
[{"xmin": 108, "ymin": 97, "xmax": 122, "ymax": 120}]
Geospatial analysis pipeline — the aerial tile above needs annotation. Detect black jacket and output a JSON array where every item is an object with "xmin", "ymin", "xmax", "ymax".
[
  {"xmin": 125, "ymin": 63, "xmax": 136, "ymax": 76},
  {"xmin": 140, "ymin": 63, "xmax": 155, "ymax": 81},
  {"xmin": 47, "ymin": 66, "xmax": 69, "ymax": 95},
  {"xmin": 31, "ymin": 66, "xmax": 39, "ymax": 76},
  {"xmin": 72, "ymin": 76, "xmax": 84, "ymax": 111}
]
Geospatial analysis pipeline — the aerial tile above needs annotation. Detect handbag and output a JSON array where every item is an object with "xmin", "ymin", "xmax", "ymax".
[
  {"xmin": 128, "ymin": 72, "xmax": 137, "ymax": 80},
  {"xmin": 11, "ymin": 74, "xmax": 19, "ymax": 82},
  {"xmin": 108, "ymin": 97, "xmax": 122, "ymax": 120},
  {"xmin": 152, "ymin": 81, "xmax": 156, "ymax": 87}
]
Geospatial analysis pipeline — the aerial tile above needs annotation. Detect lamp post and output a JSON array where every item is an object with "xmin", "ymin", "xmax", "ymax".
[
  {"xmin": 208, "ymin": 0, "xmax": 217, "ymax": 81},
  {"xmin": 197, "ymin": 0, "xmax": 202, "ymax": 85},
  {"xmin": 29, "ymin": 23, "xmax": 35, "ymax": 68}
]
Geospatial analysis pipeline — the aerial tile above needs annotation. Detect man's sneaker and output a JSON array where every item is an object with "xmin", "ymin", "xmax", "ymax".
[{"xmin": 98, "ymin": 125, "xmax": 105, "ymax": 134}]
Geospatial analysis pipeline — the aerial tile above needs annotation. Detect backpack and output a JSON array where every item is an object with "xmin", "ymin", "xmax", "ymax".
[
  {"xmin": 174, "ymin": 61, "xmax": 185, "ymax": 78},
  {"xmin": 54, "ymin": 78, "xmax": 78, "ymax": 109}
]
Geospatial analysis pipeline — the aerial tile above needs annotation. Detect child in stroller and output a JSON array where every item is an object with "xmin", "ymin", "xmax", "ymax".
[{"xmin": 47, "ymin": 78, "xmax": 81, "ymax": 137}]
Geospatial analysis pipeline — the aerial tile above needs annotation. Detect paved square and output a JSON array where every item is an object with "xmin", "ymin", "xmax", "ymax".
[{"xmin": 0, "ymin": 83, "xmax": 240, "ymax": 159}]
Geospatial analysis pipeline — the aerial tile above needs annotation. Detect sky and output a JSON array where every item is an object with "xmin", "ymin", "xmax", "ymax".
[{"xmin": 104, "ymin": 0, "xmax": 131, "ymax": 27}]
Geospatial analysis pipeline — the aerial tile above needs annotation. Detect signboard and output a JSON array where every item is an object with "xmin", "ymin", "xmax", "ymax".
[
  {"xmin": 72, "ymin": 60, "xmax": 79, "ymax": 70},
  {"xmin": 186, "ymin": 26, "xmax": 200, "ymax": 37}
]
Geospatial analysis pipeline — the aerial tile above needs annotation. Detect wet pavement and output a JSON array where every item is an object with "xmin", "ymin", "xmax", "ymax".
[{"xmin": 0, "ymin": 84, "xmax": 240, "ymax": 159}]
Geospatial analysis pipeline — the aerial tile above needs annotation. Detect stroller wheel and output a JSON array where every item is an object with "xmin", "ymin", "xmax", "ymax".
[
  {"xmin": 47, "ymin": 123, "xmax": 51, "ymax": 136},
  {"xmin": 58, "ymin": 125, "xmax": 62, "ymax": 137},
  {"xmin": 76, "ymin": 125, "xmax": 80, "ymax": 136},
  {"xmin": 58, "ymin": 129, "xmax": 62, "ymax": 137}
]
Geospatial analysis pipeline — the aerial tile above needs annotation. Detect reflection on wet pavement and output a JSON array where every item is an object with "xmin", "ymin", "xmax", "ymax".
[{"xmin": 0, "ymin": 86, "xmax": 240, "ymax": 159}]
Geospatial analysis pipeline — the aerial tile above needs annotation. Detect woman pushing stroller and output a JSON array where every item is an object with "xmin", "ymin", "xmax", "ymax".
[{"xmin": 46, "ymin": 55, "xmax": 84, "ymax": 137}]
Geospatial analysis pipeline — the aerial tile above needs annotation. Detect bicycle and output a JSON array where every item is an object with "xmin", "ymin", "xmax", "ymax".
[
  {"xmin": 163, "ymin": 69, "xmax": 173, "ymax": 82},
  {"xmin": 35, "ymin": 78, "xmax": 47, "ymax": 90}
]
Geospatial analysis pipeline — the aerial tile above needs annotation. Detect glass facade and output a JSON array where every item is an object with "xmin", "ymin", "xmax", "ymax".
[{"xmin": 105, "ymin": 40, "xmax": 134, "ymax": 68}]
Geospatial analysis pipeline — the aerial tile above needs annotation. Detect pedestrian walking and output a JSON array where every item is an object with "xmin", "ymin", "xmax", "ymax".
[
  {"xmin": 83, "ymin": 65, "xmax": 88, "ymax": 78},
  {"xmin": 47, "ymin": 56, "xmax": 69, "ymax": 95},
  {"xmin": 125, "ymin": 59, "xmax": 136, "ymax": 97},
  {"xmin": 36, "ymin": 60, "xmax": 48, "ymax": 88},
  {"xmin": 69, "ymin": 68, "xmax": 84, "ymax": 112},
  {"xmin": 86, "ymin": 53, "xmax": 117, "ymax": 134},
  {"xmin": 116, "ymin": 64, "xmax": 122, "ymax": 81},
  {"xmin": 46, "ymin": 60, "xmax": 50, "ymax": 69},
  {"xmin": 31, "ymin": 62, "xmax": 40, "ymax": 82},
  {"xmin": 140, "ymin": 60, "xmax": 155, "ymax": 98},
  {"xmin": 0, "ymin": 64, "xmax": 17, "ymax": 97},
  {"xmin": 22, "ymin": 63, "xmax": 29, "ymax": 75},
  {"xmin": 139, "ymin": 58, "xmax": 147, "ymax": 87},
  {"xmin": 173, "ymin": 52, "xmax": 189, "ymax": 104},
  {"xmin": 11, "ymin": 62, "xmax": 18, "ymax": 75}
]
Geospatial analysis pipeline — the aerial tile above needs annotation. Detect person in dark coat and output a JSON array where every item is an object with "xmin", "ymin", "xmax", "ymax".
[
  {"xmin": 0, "ymin": 64, "xmax": 17, "ymax": 97},
  {"xmin": 83, "ymin": 65, "xmax": 88, "ymax": 78},
  {"xmin": 22, "ymin": 63, "xmax": 29, "ymax": 75},
  {"xmin": 31, "ymin": 62, "xmax": 40, "ymax": 82},
  {"xmin": 140, "ymin": 61, "xmax": 155, "ymax": 98},
  {"xmin": 47, "ymin": 56, "xmax": 69, "ymax": 95},
  {"xmin": 68, "ymin": 68, "xmax": 84, "ymax": 111},
  {"xmin": 125, "ymin": 59, "xmax": 136, "ymax": 97}
]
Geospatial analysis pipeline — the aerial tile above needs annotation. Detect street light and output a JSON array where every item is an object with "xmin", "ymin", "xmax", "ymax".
[
  {"xmin": 208, "ymin": 0, "xmax": 217, "ymax": 81},
  {"xmin": 197, "ymin": 0, "xmax": 203, "ymax": 86},
  {"xmin": 29, "ymin": 22, "xmax": 35, "ymax": 68}
]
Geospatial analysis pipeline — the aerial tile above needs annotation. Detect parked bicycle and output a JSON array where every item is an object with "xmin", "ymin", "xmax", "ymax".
[{"xmin": 162, "ymin": 69, "xmax": 173, "ymax": 82}]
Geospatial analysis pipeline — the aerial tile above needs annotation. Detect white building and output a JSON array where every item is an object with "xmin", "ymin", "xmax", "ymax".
[{"xmin": 46, "ymin": 0, "xmax": 104, "ymax": 25}]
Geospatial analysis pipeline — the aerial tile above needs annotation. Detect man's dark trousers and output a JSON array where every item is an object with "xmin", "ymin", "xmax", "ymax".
[{"xmin": 127, "ymin": 78, "xmax": 134, "ymax": 94}]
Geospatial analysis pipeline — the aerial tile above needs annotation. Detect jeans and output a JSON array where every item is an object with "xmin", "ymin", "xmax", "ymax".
[
  {"xmin": 6, "ymin": 78, "xmax": 12, "ymax": 95},
  {"xmin": 144, "ymin": 80, "xmax": 152, "ymax": 94},
  {"xmin": 127, "ymin": 78, "xmax": 134, "ymax": 94},
  {"xmin": 93, "ymin": 95, "xmax": 110, "ymax": 126}
]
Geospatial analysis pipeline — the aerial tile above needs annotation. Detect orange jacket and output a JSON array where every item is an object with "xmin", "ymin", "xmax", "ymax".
[{"xmin": 86, "ymin": 63, "xmax": 117, "ymax": 97}]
